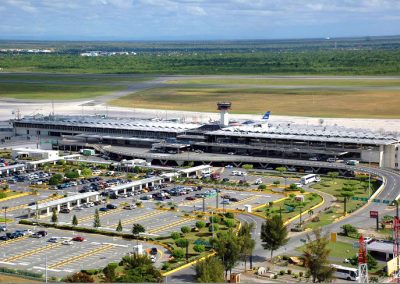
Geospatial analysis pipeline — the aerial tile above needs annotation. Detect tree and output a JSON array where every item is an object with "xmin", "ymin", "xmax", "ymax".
[
  {"xmin": 64, "ymin": 272, "xmax": 94, "ymax": 283},
  {"xmin": 195, "ymin": 256, "xmax": 225, "ymax": 283},
  {"xmin": 193, "ymin": 244, "xmax": 205, "ymax": 253},
  {"xmin": 175, "ymin": 238, "xmax": 189, "ymax": 248},
  {"xmin": 349, "ymin": 252, "xmax": 377, "ymax": 270},
  {"xmin": 211, "ymin": 229, "xmax": 241, "ymax": 279},
  {"xmin": 327, "ymin": 171, "xmax": 339, "ymax": 182},
  {"xmin": 260, "ymin": 215, "xmax": 289, "ymax": 262},
  {"xmin": 132, "ymin": 223, "xmax": 145, "ymax": 245},
  {"xmin": 116, "ymin": 220, "xmax": 123, "ymax": 232},
  {"xmin": 341, "ymin": 224, "xmax": 358, "ymax": 237},
  {"xmin": 93, "ymin": 209, "xmax": 101, "ymax": 228},
  {"xmin": 72, "ymin": 214, "xmax": 78, "ymax": 226},
  {"xmin": 239, "ymin": 222, "xmax": 256, "ymax": 271},
  {"xmin": 103, "ymin": 262, "xmax": 118, "ymax": 282},
  {"xmin": 195, "ymin": 221, "xmax": 206, "ymax": 229},
  {"xmin": 341, "ymin": 186, "xmax": 355, "ymax": 214},
  {"xmin": 81, "ymin": 168, "xmax": 92, "ymax": 177},
  {"xmin": 51, "ymin": 208, "xmax": 58, "ymax": 224},
  {"xmin": 242, "ymin": 164, "xmax": 253, "ymax": 170},
  {"xmin": 65, "ymin": 170, "xmax": 79, "ymax": 180},
  {"xmin": 258, "ymin": 184, "xmax": 267, "ymax": 190},
  {"xmin": 181, "ymin": 226, "xmax": 190, "ymax": 234},
  {"xmin": 171, "ymin": 232, "xmax": 181, "ymax": 239},
  {"xmin": 275, "ymin": 167, "xmax": 286, "ymax": 177},
  {"xmin": 49, "ymin": 173, "xmax": 63, "ymax": 185},
  {"xmin": 303, "ymin": 229, "xmax": 334, "ymax": 283},
  {"xmin": 119, "ymin": 254, "xmax": 162, "ymax": 283}
]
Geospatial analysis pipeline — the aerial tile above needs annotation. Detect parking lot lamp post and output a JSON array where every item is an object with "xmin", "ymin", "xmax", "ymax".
[
  {"xmin": 368, "ymin": 148, "xmax": 372, "ymax": 197},
  {"xmin": 202, "ymin": 197, "xmax": 205, "ymax": 212},
  {"xmin": 45, "ymin": 254, "xmax": 48, "ymax": 284},
  {"xmin": 216, "ymin": 192, "xmax": 219, "ymax": 209},
  {"xmin": 2, "ymin": 206, "xmax": 8, "ymax": 228},
  {"xmin": 211, "ymin": 211, "xmax": 214, "ymax": 239},
  {"xmin": 299, "ymin": 206, "xmax": 304, "ymax": 226}
]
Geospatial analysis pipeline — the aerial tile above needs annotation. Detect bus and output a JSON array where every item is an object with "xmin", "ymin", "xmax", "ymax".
[
  {"xmin": 331, "ymin": 264, "xmax": 359, "ymax": 281},
  {"xmin": 301, "ymin": 174, "xmax": 321, "ymax": 185}
]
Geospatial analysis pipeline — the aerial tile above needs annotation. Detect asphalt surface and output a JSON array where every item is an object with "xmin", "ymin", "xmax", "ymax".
[{"xmin": 168, "ymin": 166, "xmax": 400, "ymax": 283}]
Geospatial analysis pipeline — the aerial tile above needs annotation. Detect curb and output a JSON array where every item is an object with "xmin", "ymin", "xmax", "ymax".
[
  {"xmin": 161, "ymin": 251, "xmax": 217, "ymax": 277},
  {"xmin": 0, "ymin": 192, "xmax": 30, "ymax": 203}
]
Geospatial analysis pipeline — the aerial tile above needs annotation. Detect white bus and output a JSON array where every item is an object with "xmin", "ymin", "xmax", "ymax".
[
  {"xmin": 331, "ymin": 264, "xmax": 359, "ymax": 281},
  {"xmin": 301, "ymin": 174, "xmax": 321, "ymax": 185}
]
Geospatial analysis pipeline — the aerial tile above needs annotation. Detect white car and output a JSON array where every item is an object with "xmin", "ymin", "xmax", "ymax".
[
  {"xmin": 294, "ymin": 183, "xmax": 303, "ymax": 188},
  {"xmin": 150, "ymin": 255, "xmax": 156, "ymax": 263},
  {"xmin": 62, "ymin": 240, "xmax": 73, "ymax": 245},
  {"xmin": 225, "ymin": 165, "xmax": 233, "ymax": 168},
  {"xmin": 22, "ymin": 229, "xmax": 33, "ymax": 235}
]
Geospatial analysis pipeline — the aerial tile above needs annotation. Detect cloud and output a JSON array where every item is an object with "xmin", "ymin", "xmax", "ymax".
[{"xmin": 186, "ymin": 6, "xmax": 206, "ymax": 16}]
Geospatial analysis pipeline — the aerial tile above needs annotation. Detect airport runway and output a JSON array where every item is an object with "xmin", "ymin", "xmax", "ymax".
[{"xmin": 1, "ymin": 74, "xmax": 400, "ymax": 132}]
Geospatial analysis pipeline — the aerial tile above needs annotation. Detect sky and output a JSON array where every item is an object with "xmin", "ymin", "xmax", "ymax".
[{"xmin": 0, "ymin": 0, "xmax": 400, "ymax": 40}]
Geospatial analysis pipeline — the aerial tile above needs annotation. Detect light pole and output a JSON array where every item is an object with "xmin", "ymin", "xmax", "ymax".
[
  {"xmin": 2, "ymin": 206, "xmax": 8, "ymax": 229},
  {"xmin": 368, "ymin": 148, "xmax": 372, "ymax": 197}
]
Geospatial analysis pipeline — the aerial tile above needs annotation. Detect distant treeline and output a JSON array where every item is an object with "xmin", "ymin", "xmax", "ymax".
[{"xmin": 1, "ymin": 49, "xmax": 400, "ymax": 75}]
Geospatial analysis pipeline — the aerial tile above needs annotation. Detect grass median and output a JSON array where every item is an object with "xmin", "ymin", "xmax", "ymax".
[{"xmin": 305, "ymin": 176, "xmax": 380, "ymax": 230}]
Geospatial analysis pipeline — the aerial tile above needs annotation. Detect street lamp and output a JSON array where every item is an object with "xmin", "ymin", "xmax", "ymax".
[
  {"xmin": 2, "ymin": 206, "xmax": 8, "ymax": 229},
  {"xmin": 367, "ymin": 148, "xmax": 372, "ymax": 197}
]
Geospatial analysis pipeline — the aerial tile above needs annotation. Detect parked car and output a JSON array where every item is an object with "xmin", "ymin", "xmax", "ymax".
[
  {"xmin": 62, "ymin": 240, "xmax": 73, "ymax": 245},
  {"xmin": 60, "ymin": 208, "xmax": 71, "ymax": 214},
  {"xmin": 99, "ymin": 207, "xmax": 109, "ymax": 212},
  {"xmin": 185, "ymin": 196, "xmax": 196, "ymax": 201},
  {"xmin": 48, "ymin": 237, "xmax": 60, "ymax": 243},
  {"xmin": 106, "ymin": 204, "xmax": 118, "ymax": 209},
  {"xmin": 123, "ymin": 204, "xmax": 137, "ymax": 210},
  {"xmin": 72, "ymin": 236, "xmax": 85, "ymax": 242},
  {"xmin": 31, "ymin": 230, "xmax": 47, "ymax": 238},
  {"xmin": 0, "ymin": 235, "xmax": 9, "ymax": 241},
  {"xmin": 0, "ymin": 225, "xmax": 7, "ymax": 232}
]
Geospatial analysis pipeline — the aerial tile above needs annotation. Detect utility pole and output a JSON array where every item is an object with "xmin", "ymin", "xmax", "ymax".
[
  {"xmin": 299, "ymin": 206, "xmax": 304, "ymax": 226},
  {"xmin": 216, "ymin": 192, "xmax": 219, "ymax": 209},
  {"xmin": 202, "ymin": 197, "xmax": 205, "ymax": 212}
]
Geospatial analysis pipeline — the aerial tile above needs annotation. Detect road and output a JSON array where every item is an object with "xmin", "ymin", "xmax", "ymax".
[{"xmin": 168, "ymin": 166, "xmax": 400, "ymax": 282}]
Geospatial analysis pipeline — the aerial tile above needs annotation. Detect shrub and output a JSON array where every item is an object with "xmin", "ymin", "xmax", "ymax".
[
  {"xmin": 195, "ymin": 221, "xmax": 206, "ymax": 229},
  {"xmin": 162, "ymin": 262, "xmax": 171, "ymax": 270},
  {"xmin": 224, "ymin": 212, "xmax": 234, "ymax": 219},
  {"xmin": 172, "ymin": 248, "xmax": 185, "ymax": 259},
  {"xmin": 175, "ymin": 238, "xmax": 188, "ymax": 248},
  {"xmin": 225, "ymin": 219, "xmax": 235, "ymax": 228},
  {"xmin": 171, "ymin": 232, "xmax": 181, "ymax": 240},
  {"xmin": 289, "ymin": 184, "xmax": 298, "ymax": 190},
  {"xmin": 208, "ymin": 224, "xmax": 219, "ymax": 232},
  {"xmin": 287, "ymin": 269, "xmax": 292, "ymax": 275},
  {"xmin": 181, "ymin": 226, "xmax": 191, "ymax": 234},
  {"xmin": 193, "ymin": 244, "xmax": 205, "ymax": 253},
  {"xmin": 279, "ymin": 270, "xmax": 285, "ymax": 275},
  {"xmin": 209, "ymin": 216, "xmax": 221, "ymax": 223},
  {"xmin": 273, "ymin": 275, "xmax": 278, "ymax": 279},
  {"xmin": 273, "ymin": 180, "xmax": 280, "ymax": 185},
  {"xmin": 341, "ymin": 224, "xmax": 358, "ymax": 237},
  {"xmin": 258, "ymin": 184, "xmax": 267, "ymax": 190},
  {"xmin": 299, "ymin": 272, "xmax": 304, "ymax": 277}
]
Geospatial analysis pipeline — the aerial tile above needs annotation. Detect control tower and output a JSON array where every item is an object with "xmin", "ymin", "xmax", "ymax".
[{"xmin": 217, "ymin": 102, "xmax": 231, "ymax": 127}]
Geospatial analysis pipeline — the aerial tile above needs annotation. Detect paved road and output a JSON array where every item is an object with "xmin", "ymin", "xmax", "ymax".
[{"xmin": 168, "ymin": 166, "xmax": 400, "ymax": 282}]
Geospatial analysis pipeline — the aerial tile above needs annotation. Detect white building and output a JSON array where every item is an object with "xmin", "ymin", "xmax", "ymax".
[{"xmin": 12, "ymin": 148, "xmax": 59, "ymax": 160}]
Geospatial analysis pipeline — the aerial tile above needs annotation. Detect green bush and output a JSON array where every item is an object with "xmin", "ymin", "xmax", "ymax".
[
  {"xmin": 299, "ymin": 272, "xmax": 304, "ymax": 277},
  {"xmin": 224, "ymin": 212, "xmax": 234, "ymax": 219},
  {"xmin": 273, "ymin": 180, "xmax": 281, "ymax": 185},
  {"xmin": 181, "ymin": 226, "xmax": 191, "ymax": 234},
  {"xmin": 171, "ymin": 232, "xmax": 181, "ymax": 240},
  {"xmin": 208, "ymin": 224, "xmax": 219, "ymax": 232},
  {"xmin": 195, "ymin": 221, "xmax": 206, "ymax": 229},
  {"xmin": 209, "ymin": 216, "xmax": 221, "ymax": 223},
  {"xmin": 258, "ymin": 184, "xmax": 267, "ymax": 190},
  {"xmin": 172, "ymin": 248, "xmax": 185, "ymax": 259},
  {"xmin": 0, "ymin": 192, "xmax": 7, "ymax": 199},
  {"xmin": 279, "ymin": 270, "xmax": 285, "ymax": 275},
  {"xmin": 287, "ymin": 269, "xmax": 292, "ymax": 275},
  {"xmin": 193, "ymin": 244, "xmax": 205, "ymax": 253},
  {"xmin": 273, "ymin": 275, "xmax": 278, "ymax": 279},
  {"xmin": 175, "ymin": 238, "xmax": 188, "ymax": 248},
  {"xmin": 224, "ymin": 219, "xmax": 235, "ymax": 228},
  {"xmin": 162, "ymin": 262, "xmax": 171, "ymax": 271}
]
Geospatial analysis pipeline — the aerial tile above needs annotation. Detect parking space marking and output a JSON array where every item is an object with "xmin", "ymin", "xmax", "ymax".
[
  {"xmin": 120, "ymin": 210, "xmax": 165, "ymax": 226},
  {"xmin": 0, "ymin": 236, "xmax": 29, "ymax": 248},
  {"xmin": 147, "ymin": 217, "xmax": 193, "ymax": 234},
  {"xmin": 179, "ymin": 199, "xmax": 202, "ymax": 207},
  {"xmin": 77, "ymin": 207, "xmax": 124, "ymax": 223},
  {"xmin": 230, "ymin": 195, "xmax": 260, "ymax": 206},
  {"xmin": 48, "ymin": 244, "xmax": 114, "ymax": 269},
  {"xmin": 3, "ymin": 243, "xmax": 62, "ymax": 262}
]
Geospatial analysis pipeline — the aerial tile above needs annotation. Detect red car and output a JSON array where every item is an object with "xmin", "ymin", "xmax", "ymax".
[
  {"xmin": 72, "ymin": 236, "xmax": 86, "ymax": 242},
  {"xmin": 185, "ymin": 196, "xmax": 196, "ymax": 200}
]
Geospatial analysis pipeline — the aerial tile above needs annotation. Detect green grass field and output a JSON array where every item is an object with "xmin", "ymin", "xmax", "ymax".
[
  {"xmin": 110, "ymin": 85, "xmax": 400, "ymax": 118},
  {"xmin": 0, "ymin": 82, "xmax": 124, "ymax": 100}
]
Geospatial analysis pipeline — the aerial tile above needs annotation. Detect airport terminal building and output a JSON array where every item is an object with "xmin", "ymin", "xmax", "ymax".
[{"xmin": 12, "ymin": 112, "xmax": 400, "ymax": 170}]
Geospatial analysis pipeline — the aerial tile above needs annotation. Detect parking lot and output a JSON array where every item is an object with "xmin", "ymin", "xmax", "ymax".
[{"xmin": 0, "ymin": 224, "xmax": 169, "ymax": 277}]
